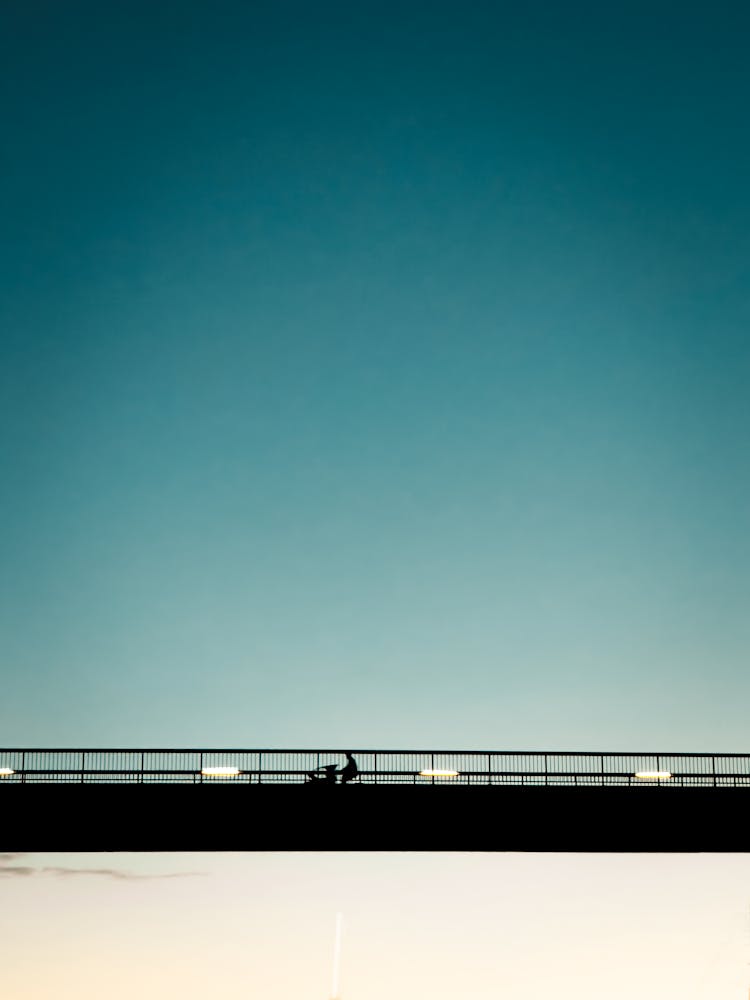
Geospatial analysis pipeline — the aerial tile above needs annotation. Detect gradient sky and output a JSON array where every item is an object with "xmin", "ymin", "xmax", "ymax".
[
  {"xmin": 1, "ymin": 1, "xmax": 749, "ymax": 750},
  {"xmin": 1, "ymin": 851, "xmax": 749, "ymax": 1000}
]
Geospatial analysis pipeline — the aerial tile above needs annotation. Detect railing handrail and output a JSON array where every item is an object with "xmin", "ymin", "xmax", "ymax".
[
  {"xmin": 8, "ymin": 767, "xmax": 746, "ymax": 777},
  {"xmin": 1, "ymin": 747, "xmax": 748, "ymax": 757}
]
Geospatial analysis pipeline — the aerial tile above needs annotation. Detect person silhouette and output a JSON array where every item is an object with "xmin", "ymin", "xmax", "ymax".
[
  {"xmin": 306, "ymin": 763, "xmax": 339, "ymax": 784},
  {"xmin": 340, "ymin": 753, "xmax": 359, "ymax": 783}
]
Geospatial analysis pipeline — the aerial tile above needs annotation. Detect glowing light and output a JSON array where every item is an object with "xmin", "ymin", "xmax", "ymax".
[
  {"xmin": 420, "ymin": 768, "xmax": 460, "ymax": 778},
  {"xmin": 0, "ymin": 767, "xmax": 15, "ymax": 777},
  {"xmin": 634, "ymin": 770, "xmax": 672, "ymax": 780},
  {"xmin": 200, "ymin": 766, "xmax": 241, "ymax": 777}
]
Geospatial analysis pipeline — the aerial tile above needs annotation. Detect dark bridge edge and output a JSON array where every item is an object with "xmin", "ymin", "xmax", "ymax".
[{"xmin": 4, "ymin": 785, "xmax": 750, "ymax": 853}]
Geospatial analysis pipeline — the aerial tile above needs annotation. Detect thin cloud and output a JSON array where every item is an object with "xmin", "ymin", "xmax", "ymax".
[
  {"xmin": 0, "ymin": 856, "xmax": 203, "ymax": 880},
  {"xmin": 41, "ymin": 866, "xmax": 204, "ymax": 880}
]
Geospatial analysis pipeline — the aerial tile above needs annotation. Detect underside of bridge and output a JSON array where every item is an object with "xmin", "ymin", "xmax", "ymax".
[{"xmin": 5, "ymin": 785, "xmax": 749, "ymax": 852}]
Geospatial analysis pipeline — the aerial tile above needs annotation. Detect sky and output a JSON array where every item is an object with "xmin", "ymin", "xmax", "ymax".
[
  {"xmin": 1, "ymin": 851, "xmax": 749, "ymax": 1000},
  {"xmin": 1, "ymin": 1, "xmax": 749, "ymax": 750}
]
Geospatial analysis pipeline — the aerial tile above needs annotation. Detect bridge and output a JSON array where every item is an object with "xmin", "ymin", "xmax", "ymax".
[{"xmin": 3, "ymin": 748, "xmax": 749, "ymax": 852}]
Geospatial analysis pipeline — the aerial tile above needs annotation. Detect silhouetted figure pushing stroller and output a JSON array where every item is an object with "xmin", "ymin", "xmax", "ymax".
[{"xmin": 305, "ymin": 753, "xmax": 359, "ymax": 784}]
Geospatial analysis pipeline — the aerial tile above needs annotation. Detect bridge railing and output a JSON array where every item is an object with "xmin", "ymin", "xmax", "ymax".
[{"xmin": 0, "ymin": 750, "xmax": 749, "ymax": 786}]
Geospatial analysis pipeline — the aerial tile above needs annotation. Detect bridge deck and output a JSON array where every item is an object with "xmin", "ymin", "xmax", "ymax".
[
  {"xmin": 4, "ymin": 784, "xmax": 750, "ymax": 852},
  {"xmin": 3, "ymin": 749, "xmax": 749, "ymax": 852}
]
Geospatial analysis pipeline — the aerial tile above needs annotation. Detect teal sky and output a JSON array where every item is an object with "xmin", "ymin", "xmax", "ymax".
[
  {"xmin": 2, "ymin": 852, "xmax": 750, "ymax": 999},
  {"xmin": 1, "ymin": 2, "xmax": 748, "ymax": 749}
]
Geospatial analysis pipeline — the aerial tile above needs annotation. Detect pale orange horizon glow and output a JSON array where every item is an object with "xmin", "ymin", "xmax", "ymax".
[{"xmin": 0, "ymin": 852, "xmax": 748, "ymax": 1000}]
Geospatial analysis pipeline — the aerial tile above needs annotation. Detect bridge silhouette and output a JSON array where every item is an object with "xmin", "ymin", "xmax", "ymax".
[{"xmin": 3, "ymin": 748, "xmax": 749, "ymax": 852}]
